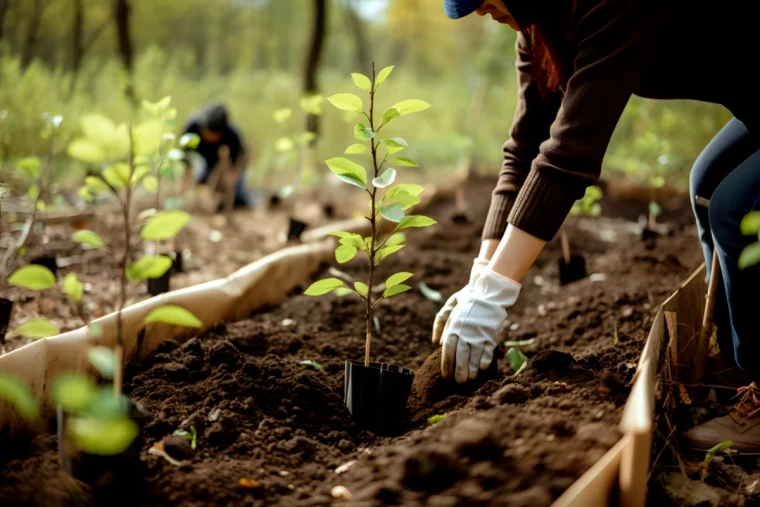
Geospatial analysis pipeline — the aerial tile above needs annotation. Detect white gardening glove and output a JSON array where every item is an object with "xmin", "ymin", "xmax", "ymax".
[
  {"xmin": 431, "ymin": 258, "xmax": 489, "ymax": 345},
  {"xmin": 440, "ymin": 267, "xmax": 521, "ymax": 383}
]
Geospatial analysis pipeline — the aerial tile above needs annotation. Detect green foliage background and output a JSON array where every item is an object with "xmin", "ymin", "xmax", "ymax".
[{"xmin": 0, "ymin": 0, "xmax": 732, "ymax": 188}]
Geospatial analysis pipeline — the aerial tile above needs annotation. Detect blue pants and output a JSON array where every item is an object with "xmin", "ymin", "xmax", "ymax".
[{"xmin": 691, "ymin": 118, "xmax": 760, "ymax": 381}]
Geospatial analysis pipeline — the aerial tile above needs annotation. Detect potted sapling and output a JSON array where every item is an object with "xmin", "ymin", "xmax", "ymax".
[
  {"xmin": 558, "ymin": 185, "xmax": 603, "ymax": 285},
  {"xmin": 304, "ymin": 64, "xmax": 434, "ymax": 432},
  {"xmin": 641, "ymin": 174, "xmax": 666, "ymax": 241}
]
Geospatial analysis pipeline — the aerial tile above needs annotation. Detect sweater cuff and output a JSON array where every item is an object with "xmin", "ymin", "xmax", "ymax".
[
  {"xmin": 508, "ymin": 169, "xmax": 578, "ymax": 242},
  {"xmin": 482, "ymin": 193, "xmax": 518, "ymax": 240}
]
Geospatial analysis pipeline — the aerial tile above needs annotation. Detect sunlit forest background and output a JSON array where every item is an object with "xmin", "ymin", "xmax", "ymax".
[{"xmin": 0, "ymin": 0, "xmax": 733, "ymax": 190}]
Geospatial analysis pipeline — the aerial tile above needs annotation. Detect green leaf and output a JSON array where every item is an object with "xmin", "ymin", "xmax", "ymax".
[
  {"xmin": 385, "ymin": 272, "xmax": 413, "ymax": 288},
  {"xmin": 353, "ymin": 123, "xmax": 375, "ymax": 141},
  {"xmin": 325, "ymin": 157, "xmax": 368, "ymax": 189},
  {"xmin": 389, "ymin": 157, "xmax": 418, "ymax": 167},
  {"xmin": 375, "ymin": 245, "xmax": 404, "ymax": 264},
  {"xmin": 384, "ymin": 284, "xmax": 411, "ymax": 298},
  {"xmin": 8, "ymin": 265, "xmax": 56, "ymax": 290},
  {"xmin": 398, "ymin": 215, "xmax": 437, "ymax": 230},
  {"xmin": 384, "ymin": 232, "xmax": 406, "ymax": 247},
  {"xmin": 78, "ymin": 186, "xmax": 95, "ymax": 203},
  {"xmin": 179, "ymin": 133, "xmax": 201, "ymax": 149},
  {"xmin": 275, "ymin": 136, "xmax": 294, "ymax": 152},
  {"xmin": 133, "ymin": 120, "xmax": 164, "ymax": 156},
  {"xmin": 87, "ymin": 388, "xmax": 130, "ymax": 419},
  {"xmin": 504, "ymin": 339, "xmax": 536, "ymax": 347},
  {"xmin": 0, "ymin": 373, "xmax": 38, "ymax": 422},
  {"xmin": 739, "ymin": 243, "xmax": 760, "ymax": 269},
  {"xmin": 67, "ymin": 139, "xmax": 106, "ymax": 164},
  {"xmin": 130, "ymin": 165, "xmax": 151, "ymax": 187},
  {"xmin": 385, "ymin": 183, "xmax": 424, "ymax": 200},
  {"xmin": 344, "ymin": 143, "xmax": 368, "ymax": 155},
  {"xmin": 389, "ymin": 99, "xmax": 431, "ymax": 117},
  {"xmin": 13, "ymin": 318, "xmax": 59, "ymax": 339},
  {"xmin": 419, "ymin": 282, "xmax": 442, "ymax": 303},
  {"xmin": 273, "ymin": 108, "xmax": 293, "ymax": 124},
  {"xmin": 88, "ymin": 322, "xmax": 103, "ymax": 339},
  {"xmin": 144, "ymin": 305, "xmax": 202, "ymax": 328},
  {"xmin": 141, "ymin": 210, "xmax": 191, "ymax": 240},
  {"xmin": 329, "ymin": 232, "xmax": 364, "ymax": 249},
  {"xmin": 427, "ymin": 413, "xmax": 447, "ymax": 425},
  {"xmin": 507, "ymin": 347, "xmax": 528, "ymax": 372},
  {"xmin": 379, "ymin": 203, "xmax": 405, "ymax": 223},
  {"xmin": 382, "ymin": 107, "xmax": 401, "ymax": 125},
  {"xmin": 300, "ymin": 360, "xmax": 325, "ymax": 372},
  {"xmin": 72, "ymin": 230, "xmax": 104, "ymax": 248},
  {"xmin": 336, "ymin": 244, "xmax": 358, "ymax": 264},
  {"xmin": 17, "ymin": 156, "xmax": 41, "ymax": 179},
  {"xmin": 648, "ymin": 201, "xmax": 662, "ymax": 218},
  {"xmin": 69, "ymin": 416, "xmax": 139, "ymax": 456},
  {"xmin": 52, "ymin": 373, "xmax": 95, "ymax": 413},
  {"xmin": 36, "ymin": 201, "xmax": 47, "ymax": 212},
  {"xmin": 375, "ymin": 65, "xmax": 394, "ymax": 86},
  {"xmin": 62, "ymin": 273, "xmax": 83, "ymax": 302},
  {"xmin": 102, "ymin": 163, "xmax": 130, "ymax": 188},
  {"xmin": 740, "ymin": 212, "xmax": 760, "ymax": 235},
  {"xmin": 304, "ymin": 278, "xmax": 345, "ymax": 296},
  {"xmin": 389, "ymin": 192, "xmax": 421, "ymax": 210},
  {"xmin": 372, "ymin": 168, "xmax": 396, "ymax": 189},
  {"xmin": 85, "ymin": 176, "xmax": 109, "ymax": 193},
  {"xmin": 142, "ymin": 175, "xmax": 158, "ymax": 193},
  {"xmin": 174, "ymin": 426, "xmax": 198, "ymax": 449},
  {"xmin": 327, "ymin": 93, "xmax": 363, "ymax": 112},
  {"xmin": 353, "ymin": 282, "xmax": 368, "ymax": 297},
  {"xmin": 126, "ymin": 255, "xmax": 173, "ymax": 281},
  {"xmin": 351, "ymin": 73, "xmax": 371, "ymax": 91},
  {"xmin": 28, "ymin": 185, "xmax": 39, "ymax": 201},
  {"xmin": 334, "ymin": 287, "xmax": 353, "ymax": 297},
  {"xmin": 87, "ymin": 347, "xmax": 117, "ymax": 379}
]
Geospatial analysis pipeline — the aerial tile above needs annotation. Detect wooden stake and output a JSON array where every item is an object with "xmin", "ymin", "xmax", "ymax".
[
  {"xmin": 560, "ymin": 230, "xmax": 571, "ymax": 264},
  {"xmin": 693, "ymin": 249, "xmax": 721, "ymax": 383}
]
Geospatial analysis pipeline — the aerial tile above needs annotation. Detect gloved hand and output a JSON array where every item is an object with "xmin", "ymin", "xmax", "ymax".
[
  {"xmin": 432, "ymin": 258, "xmax": 489, "ymax": 346},
  {"xmin": 440, "ymin": 267, "xmax": 521, "ymax": 383}
]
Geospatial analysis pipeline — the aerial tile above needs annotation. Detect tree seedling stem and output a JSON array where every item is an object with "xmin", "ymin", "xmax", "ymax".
[{"xmin": 560, "ymin": 230, "xmax": 571, "ymax": 265}]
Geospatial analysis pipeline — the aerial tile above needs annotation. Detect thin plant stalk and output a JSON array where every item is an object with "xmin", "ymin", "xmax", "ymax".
[{"xmin": 363, "ymin": 62, "xmax": 380, "ymax": 367}]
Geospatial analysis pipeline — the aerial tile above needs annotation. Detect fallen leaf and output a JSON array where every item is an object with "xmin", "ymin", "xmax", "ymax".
[
  {"xmin": 238, "ymin": 478, "xmax": 261, "ymax": 489},
  {"xmin": 678, "ymin": 384, "xmax": 693, "ymax": 405}
]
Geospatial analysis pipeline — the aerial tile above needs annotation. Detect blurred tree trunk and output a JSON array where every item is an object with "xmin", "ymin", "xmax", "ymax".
[
  {"xmin": 344, "ymin": 0, "xmax": 370, "ymax": 74},
  {"xmin": 21, "ymin": 0, "xmax": 44, "ymax": 69},
  {"xmin": 0, "ymin": 0, "xmax": 10, "ymax": 43},
  {"xmin": 68, "ymin": 0, "xmax": 84, "ymax": 98},
  {"xmin": 113, "ymin": 0, "xmax": 134, "ymax": 101},
  {"xmin": 303, "ymin": 0, "xmax": 326, "ymax": 141}
]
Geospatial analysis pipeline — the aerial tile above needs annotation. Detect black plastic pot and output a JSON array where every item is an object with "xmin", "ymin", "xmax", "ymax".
[
  {"xmin": 269, "ymin": 194, "xmax": 281, "ymax": 209},
  {"xmin": 0, "ymin": 298, "xmax": 13, "ymax": 344},
  {"xmin": 558, "ymin": 255, "xmax": 587, "ymax": 286},
  {"xmin": 58, "ymin": 399, "xmax": 150, "ymax": 485},
  {"xmin": 323, "ymin": 203, "xmax": 335, "ymax": 219},
  {"xmin": 147, "ymin": 258, "xmax": 172, "ymax": 296},
  {"xmin": 641, "ymin": 227, "xmax": 660, "ymax": 242},
  {"xmin": 31, "ymin": 255, "xmax": 57, "ymax": 275},
  {"xmin": 170, "ymin": 250, "xmax": 184, "ymax": 274},
  {"xmin": 287, "ymin": 218, "xmax": 308, "ymax": 242},
  {"xmin": 344, "ymin": 360, "xmax": 414, "ymax": 433}
]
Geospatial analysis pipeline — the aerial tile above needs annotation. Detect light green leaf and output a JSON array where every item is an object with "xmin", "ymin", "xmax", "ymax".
[
  {"xmin": 739, "ymin": 243, "xmax": 760, "ymax": 269},
  {"xmin": 325, "ymin": 157, "xmax": 368, "ymax": 189},
  {"xmin": 85, "ymin": 176, "xmax": 109, "ymax": 193},
  {"xmin": 275, "ymin": 136, "xmax": 294, "ymax": 152},
  {"xmin": 504, "ymin": 339, "xmax": 536, "ymax": 347},
  {"xmin": 384, "ymin": 284, "xmax": 411, "ymax": 298},
  {"xmin": 382, "ymin": 107, "xmax": 401, "ymax": 125},
  {"xmin": 300, "ymin": 360, "xmax": 325, "ymax": 372},
  {"xmin": 88, "ymin": 388, "xmax": 130, "ymax": 419},
  {"xmin": 304, "ymin": 278, "xmax": 345, "ymax": 296},
  {"xmin": 740, "ymin": 212, "xmax": 760, "ymax": 235},
  {"xmin": 354, "ymin": 123, "xmax": 375, "ymax": 141},
  {"xmin": 28, "ymin": 185, "xmax": 39, "ymax": 201},
  {"xmin": 334, "ymin": 287, "xmax": 353, "ymax": 297},
  {"xmin": 8, "ymin": 264, "xmax": 56, "ymax": 290},
  {"xmin": 507, "ymin": 347, "xmax": 528, "ymax": 372},
  {"xmin": 297, "ymin": 132, "xmax": 317, "ymax": 145},
  {"xmin": 137, "ymin": 208, "xmax": 158, "ymax": 221},
  {"xmin": 427, "ymin": 413, "xmax": 447, "ymax": 425},
  {"xmin": 375, "ymin": 65, "xmax": 394, "ymax": 86},
  {"xmin": 336, "ymin": 244, "xmax": 358, "ymax": 264},
  {"xmin": 300, "ymin": 94, "xmax": 324, "ymax": 115},
  {"xmin": 589, "ymin": 203, "xmax": 602, "ymax": 216},
  {"xmin": 179, "ymin": 133, "xmax": 201, "ymax": 149},
  {"xmin": 102, "ymin": 163, "xmax": 130, "ymax": 188},
  {"xmin": 389, "ymin": 192, "xmax": 421, "ymax": 210},
  {"xmin": 88, "ymin": 322, "xmax": 103, "ymax": 339},
  {"xmin": 344, "ymin": 144, "xmax": 369, "ymax": 155},
  {"xmin": 379, "ymin": 203, "xmax": 405, "ymax": 223},
  {"xmin": 648, "ymin": 201, "xmax": 662, "ymax": 218},
  {"xmin": 133, "ymin": 120, "xmax": 164, "ymax": 156},
  {"xmin": 69, "ymin": 417, "xmax": 139, "ymax": 456},
  {"xmin": 130, "ymin": 165, "xmax": 151, "ymax": 187},
  {"xmin": 72, "ymin": 230, "xmax": 104, "ymax": 248},
  {"xmin": 17, "ymin": 156, "xmax": 41, "ymax": 179},
  {"xmin": 141, "ymin": 210, "xmax": 191, "ymax": 240},
  {"xmin": 142, "ymin": 175, "xmax": 158, "ymax": 193},
  {"xmin": 385, "ymin": 272, "xmax": 413, "ymax": 288},
  {"xmin": 375, "ymin": 245, "xmax": 404, "ymax": 264},
  {"xmin": 354, "ymin": 282, "xmax": 369, "ymax": 296},
  {"xmin": 329, "ymin": 232, "xmax": 364, "ymax": 249},
  {"xmin": 126, "ymin": 255, "xmax": 172, "ymax": 281},
  {"xmin": 384, "ymin": 232, "xmax": 406, "ymax": 247},
  {"xmin": 398, "ymin": 215, "xmax": 437, "ymax": 230},
  {"xmin": 380, "ymin": 137, "xmax": 408, "ymax": 149},
  {"xmin": 52, "ymin": 373, "xmax": 95, "ymax": 413},
  {"xmin": 327, "ymin": 93, "xmax": 363, "ymax": 112},
  {"xmin": 372, "ymin": 168, "xmax": 396, "ymax": 189},
  {"xmin": 67, "ymin": 138, "xmax": 106, "ymax": 164},
  {"xmin": 144, "ymin": 305, "xmax": 203, "ymax": 328},
  {"xmin": 389, "ymin": 157, "xmax": 418, "ymax": 167},
  {"xmin": 273, "ymin": 108, "xmax": 293, "ymax": 124},
  {"xmin": 0, "ymin": 373, "xmax": 38, "ymax": 421},
  {"xmin": 62, "ymin": 273, "xmax": 83, "ymax": 302},
  {"xmin": 351, "ymin": 73, "xmax": 371, "ymax": 91},
  {"xmin": 87, "ymin": 346, "xmax": 116, "ymax": 379},
  {"xmin": 13, "ymin": 318, "xmax": 59, "ymax": 339},
  {"xmin": 389, "ymin": 99, "xmax": 431, "ymax": 116},
  {"xmin": 385, "ymin": 183, "xmax": 424, "ymax": 200},
  {"xmin": 36, "ymin": 201, "xmax": 46, "ymax": 212}
]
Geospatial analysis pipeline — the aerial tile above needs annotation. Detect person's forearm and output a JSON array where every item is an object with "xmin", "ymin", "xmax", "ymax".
[
  {"xmin": 478, "ymin": 239, "xmax": 500, "ymax": 260},
  {"xmin": 486, "ymin": 224, "xmax": 546, "ymax": 283}
]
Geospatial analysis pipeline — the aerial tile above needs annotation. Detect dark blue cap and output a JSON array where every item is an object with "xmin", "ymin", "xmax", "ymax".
[{"xmin": 443, "ymin": 0, "xmax": 485, "ymax": 19}]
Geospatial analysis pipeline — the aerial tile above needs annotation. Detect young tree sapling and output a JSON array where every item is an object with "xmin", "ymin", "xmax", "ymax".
[{"xmin": 557, "ymin": 185, "xmax": 603, "ymax": 285}]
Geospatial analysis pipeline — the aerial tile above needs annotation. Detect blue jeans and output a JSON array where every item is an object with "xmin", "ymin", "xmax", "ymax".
[{"xmin": 690, "ymin": 118, "xmax": 760, "ymax": 381}]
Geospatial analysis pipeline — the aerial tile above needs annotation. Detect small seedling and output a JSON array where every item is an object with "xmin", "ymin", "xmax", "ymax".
[
  {"xmin": 304, "ymin": 64, "xmax": 434, "ymax": 367},
  {"xmin": 701, "ymin": 440, "xmax": 732, "ymax": 481},
  {"xmin": 174, "ymin": 425, "xmax": 198, "ymax": 450},
  {"xmin": 427, "ymin": 413, "xmax": 448, "ymax": 425},
  {"xmin": 739, "ymin": 211, "xmax": 760, "ymax": 269},
  {"xmin": 7, "ymin": 264, "xmax": 60, "ymax": 339},
  {"xmin": 559, "ymin": 185, "xmax": 602, "ymax": 285},
  {"xmin": 0, "ymin": 372, "xmax": 40, "ymax": 423},
  {"xmin": 299, "ymin": 360, "xmax": 325, "ymax": 372},
  {"xmin": 507, "ymin": 347, "xmax": 528, "ymax": 374},
  {"xmin": 613, "ymin": 322, "xmax": 620, "ymax": 346},
  {"xmin": 272, "ymin": 97, "xmax": 324, "ymax": 187}
]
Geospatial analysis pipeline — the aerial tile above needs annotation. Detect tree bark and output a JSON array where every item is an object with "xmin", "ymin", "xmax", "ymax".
[
  {"xmin": 344, "ymin": 0, "xmax": 370, "ymax": 74},
  {"xmin": 0, "ymin": 0, "xmax": 10, "ymax": 43},
  {"xmin": 303, "ymin": 0, "xmax": 327, "ymax": 142},
  {"xmin": 67, "ymin": 0, "xmax": 84, "ymax": 98},
  {"xmin": 113, "ymin": 0, "xmax": 134, "ymax": 101},
  {"xmin": 21, "ymin": 0, "xmax": 44, "ymax": 69}
]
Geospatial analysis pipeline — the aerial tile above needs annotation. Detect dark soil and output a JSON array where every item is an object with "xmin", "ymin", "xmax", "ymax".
[{"xmin": 0, "ymin": 176, "xmax": 703, "ymax": 506}]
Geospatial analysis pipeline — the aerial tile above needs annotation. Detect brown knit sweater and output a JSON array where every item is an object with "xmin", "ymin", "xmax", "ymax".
[{"xmin": 483, "ymin": 0, "xmax": 760, "ymax": 241}]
